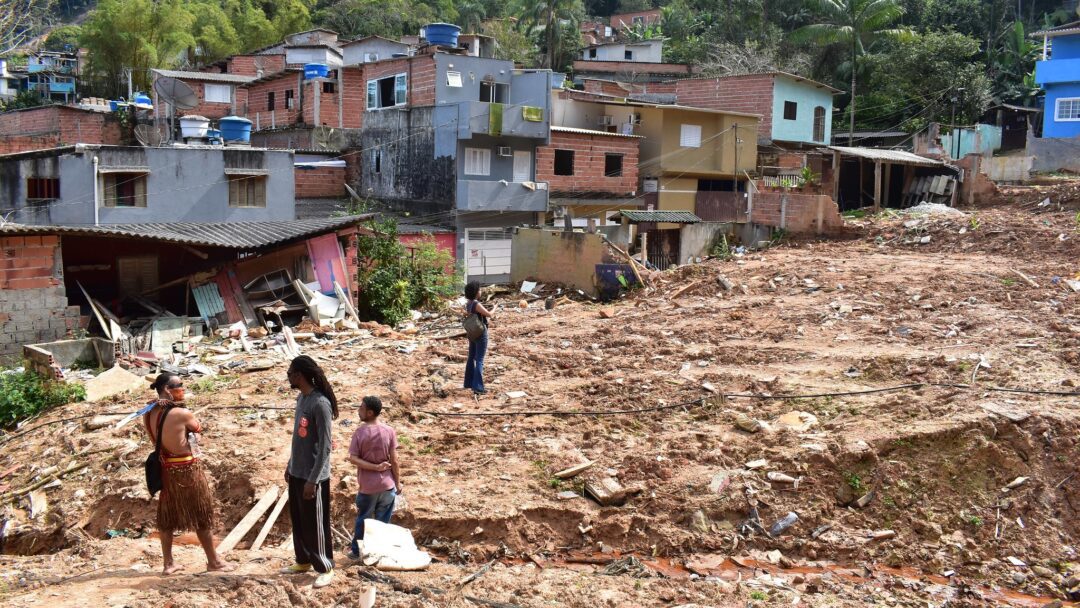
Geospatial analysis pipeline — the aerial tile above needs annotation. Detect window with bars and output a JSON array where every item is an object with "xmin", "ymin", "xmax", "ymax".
[
  {"xmin": 228, "ymin": 175, "xmax": 267, "ymax": 208},
  {"xmin": 1056, "ymin": 98, "xmax": 1080, "ymax": 121},
  {"xmin": 26, "ymin": 177, "xmax": 59, "ymax": 199},
  {"xmin": 102, "ymin": 173, "xmax": 147, "ymax": 207}
]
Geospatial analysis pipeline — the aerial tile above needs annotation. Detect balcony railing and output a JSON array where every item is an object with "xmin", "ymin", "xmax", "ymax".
[
  {"xmin": 1035, "ymin": 57, "xmax": 1080, "ymax": 85},
  {"xmin": 457, "ymin": 179, "xmax": 549, "ymax": 212}
]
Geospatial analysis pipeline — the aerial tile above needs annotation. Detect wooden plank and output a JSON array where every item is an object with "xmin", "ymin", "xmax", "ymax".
[
  {"xmin": 217, "ymin": 486, "xmax": 280, "ymax": 554},
  {"xmin": 873, "ymin": 160, "xmax": 882, "ymax": 212},
  {"xmin": 250, "ymin": 490, "xmax": 289, "ymax": 551},
  {"xmin": 78, "ymin": 281, "xmax": 112, "ymax": 340}
]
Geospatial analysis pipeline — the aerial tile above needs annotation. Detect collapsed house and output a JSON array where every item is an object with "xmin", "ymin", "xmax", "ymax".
[{"xmin": 0, "ymin": 216, "xmax": 372, "ymax": 366}]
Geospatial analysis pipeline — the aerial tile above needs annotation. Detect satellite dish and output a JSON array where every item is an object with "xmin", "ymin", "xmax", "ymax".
[
  {"xmin": 134, "ymin": 123, "xmax": 167, "ymax": 147},
  {"xmin": 312, "ymin": 126, "xmax": 346, "ymax": 150},
  {"xmin": 153, "ymin": 76, "xmax": 198, "ymax": 110}
]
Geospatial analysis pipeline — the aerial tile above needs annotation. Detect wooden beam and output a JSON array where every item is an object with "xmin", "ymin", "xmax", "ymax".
[
  {"xmin": 250, "ymin": 489, "xmax": 289, "ymax": 551},
  {"xmin": 873, "ymin": 160, "xmax": 882, "ymax": 212},
  {"xmin": 883, "ymin": 163, "xmax": 892, "ymax": 209},
  {"xmin": 218, "ymin": 486, "xmax": 279, "ymax": 554},
  {"xmin": 831, "ymin": 150, "xmax": 841, "ymax": 203}
]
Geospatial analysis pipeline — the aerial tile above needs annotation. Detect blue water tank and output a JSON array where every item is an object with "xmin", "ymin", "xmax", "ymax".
[
  {"xmin": 133, "ymin": 92, "xmax": 152, "ymax": 106},
  {"xmin": 304, "ymin": 63, "xmax": 329, "ymax": 80},
  {"xmin": 425, "ymin": 23, "xmax": 461, "ymax": 47},
  {"xmin": 219, "ymin": 116, "xmax": 252, "ymax": 143}
]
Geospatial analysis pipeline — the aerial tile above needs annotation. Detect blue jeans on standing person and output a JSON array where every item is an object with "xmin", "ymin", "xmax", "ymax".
[
  {"xmin": 349, "ymin": 489, "xmax": 396, "ymax": 557},
  {"xmin": 464, "ymin": 332, "xmax": 487, "ymax": 393}
]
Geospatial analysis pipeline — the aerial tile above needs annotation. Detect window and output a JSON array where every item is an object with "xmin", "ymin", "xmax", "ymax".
[
  {"xmin": 783, "ymin": 100, "xmax": 797, "ymax": 120},
  {"xmin": 479, "ymin": 81, "xmax": 509, "ymax": 103},
  {"xmin": 102, "ymin": 173, "xmax": 147, "ymax": 207},
  {"xmin": 267, "ymin": 91, "xmax": 275, "ymax": 111},
  {"xmin": 26, "ymin": 177, "xmax": 59, "ymax": 199},
  {"xmin": 589, "ymin": 48, "xmax": 597, "ymax": 59},
  {"xmin": 204, "ymin": 83, "xmax": 231, "ymax": 103},
  {"xmin": 604, "ymin": 153, "xmax": 623, "ymax": 177},
  {"xmin": 117, "ymin": 255, "xmax": 158, "ymax": 297},
  {"xmin": 554, "ymin": 149, "xmax": 574, "ymax": 176},
  {"xmin": 624, "ymin": 50, "xmax": 633, "ymax": 60},
  {"xmin": 446, "ymin": 71, "xmax": 463, "ymax": 87},
  {"xmin": 285, "ymin": 89, "xmax": 295, "ymax": 109},
  {"xmin": 372, "ymin": 148, "xmax": 382, "ymax": 174},
  {"xmin": 813, "ymin": 106, "xmax": 826, "ymax": 142},
  {"xmin": 679, "ymin": 124, "xmax": 702, "ymax": 148},
  {"xmin": 464, "ymin": 148, "xmax": 491, "ymax": 176},
  {"xmin": 367, "ymin": 73, "xmax": 407, "ymax": 109},
  {"xmin": 228, "ymin": 175, "xmax": 267, "ymax": 208},
  {"xmin": 322, "ymin": 81, "xmax": 336, "ymax": 94},
  {"xmin": 1056, "ymin": 98, "xmax": 1080, "ymax": 121}
]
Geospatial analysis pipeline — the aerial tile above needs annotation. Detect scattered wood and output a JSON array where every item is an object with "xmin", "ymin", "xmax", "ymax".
[
  {"xmin": 1011, "ymin": 268, "xmax": 1039, "ymax": 288},
  {"xmin": 669, "ymin": 280, "xmax": 702, "ymax": 300},
  {"xmin": 334, "ymin": 281, "xmax": 360, "ymax": 323},
  {"xmin": 0, "ymin": 461, "xmax": 88, "ymax": 504},
  {"xmin": 28, "ymin": 490, "xmax": 47, "ymax": 518},
  {"xmin": 466, "ymin": 597, "xmax": 524, "ymax": 608},
  {"xmin": 553, "ymin": 461, "xmax": 594, "ymax": 480},
  {"xmin": 250, "ymin": 490, "xmax": 289, "ymax": 551},
  {"xmin": 459, "ymin": 559, "xmax": 496, "ymax": 587},
  {"xmin": 603, "ymin": 240, "xmax": 646, "ymax": 287},
  {"xmin": 217, "ymin": 486, "xmax": 280, "ymax": 554}
]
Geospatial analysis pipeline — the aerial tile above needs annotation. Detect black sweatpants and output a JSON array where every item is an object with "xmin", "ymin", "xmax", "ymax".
[{"xmin": 288, "ymin": 474, "xmax": 334, "ymax": 573}]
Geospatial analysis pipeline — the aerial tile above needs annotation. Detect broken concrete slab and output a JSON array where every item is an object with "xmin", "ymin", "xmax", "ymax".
[
  {"xmin": 84, "ymin": 365, "xmax": 147, "ymax": 403},
  {"xmin": 585, "ymin": 477, "xmax": 637, "ymax": 506}
]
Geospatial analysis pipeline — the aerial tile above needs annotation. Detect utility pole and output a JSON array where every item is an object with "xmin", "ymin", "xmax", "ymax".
[{"xmin": 950, "ymin": 87, "xmax": 965, "ymax": 159}]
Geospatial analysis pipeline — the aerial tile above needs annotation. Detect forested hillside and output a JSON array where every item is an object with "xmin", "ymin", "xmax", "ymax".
[{"xmin": 3, "ymin": 0, "xmax": 1079, "ymax": 133}]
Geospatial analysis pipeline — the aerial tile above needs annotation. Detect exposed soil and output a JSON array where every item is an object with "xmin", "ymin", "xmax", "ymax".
[{"xmin": 2, "ymin": 201, "xmax": 1080, "ymax": 607}]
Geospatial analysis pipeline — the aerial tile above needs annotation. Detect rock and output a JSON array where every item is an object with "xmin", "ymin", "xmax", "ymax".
[
  {"xmin": 717, "ymin": 275, "xmax": 734, "ymax": 291},
  {"xmin": 855, "ymin": 491, "xmax": 874, "ymax": 508},
  {"xmin": 745, "ymin": 459, "xmax": 768, "ymax": 470},
  {"xmin": 913, "ymin": 519, "xmax": 943, "ymax": 538},
  {"xmin": 690, "ymin": 509, "xmax": 711, "ymax": 534},
  {"xmin": 598, "ymin": 308, "xmax": 616, "ymax": 319},
  {"xmin": 556, "ymin": 491, "xmax": 580, "ymax": 501},
  {"xmin": 518, "ymin": 299, "xmax": 529, "ymax": 308},
  {"xmin": 836, "ymin": 482, "xmax": 857, "ymax": 506},
  {"xmin": 1013, "ymin": 572, "xmax": 1028, "ymax": 585},
  {"xmin": 585, "ymin": 477, "xmax": 636, "ymax": 506},
  {"xmin": 733, "ymin": 413, "xmax": 761, "ymax": 433},
  {"xmin": 1032, "ymin": 566, "xmax": 1055, "ymax": 578},
  {"xmin": 869, "ymin": 529, "xmax": 896, "ymax": 541}
]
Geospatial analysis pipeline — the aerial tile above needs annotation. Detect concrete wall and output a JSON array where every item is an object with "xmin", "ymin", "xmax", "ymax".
[
  {"xmin": 584, "ymin": 41, "xmax": 663, "ymax": 63},
  {"xmin": 749, "ymin": 192, "xmax": 844, "ymax": 234},
  {"xmin": 652, "ymin": 107, "xmax": 758, "ymax": 176},
  {"xmin": 359, "ymin": 106, "xmax": 455, "ymax": 213},
  {"xmin": 343, "ymin": 39, "xmax": 410, "ymax": 65},
  {"xmin": 679, "ymin": 222, "xmax": 732, "ymax": 264},
  {"xmin": 0, "ymin": 234, "xmax": 83, "ymax": 360},
  {"xmin": 771, "ymin": 75, "xmax": 834, "ymax": 145},
  {"xmin": 1026, "ymin": 131, "xmax": 1080, "ymax": 172},
  {"xmin": 0, "ymin": 146, "xmax": 295, "ymax": 225},
  {"xmin": 510, "ymin": 228, "xmax": 615, "ymax": 297}
]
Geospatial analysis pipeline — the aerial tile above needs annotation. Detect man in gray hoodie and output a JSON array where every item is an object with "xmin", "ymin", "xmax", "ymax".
[{"xmin": 281, "ymin": 355, "xmax": 338, "ymax": 588}]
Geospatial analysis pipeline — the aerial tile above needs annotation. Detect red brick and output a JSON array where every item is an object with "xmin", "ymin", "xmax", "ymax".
[{"xmin": 8, "ymin": 277, "xmax": 55, "ymax": 289}]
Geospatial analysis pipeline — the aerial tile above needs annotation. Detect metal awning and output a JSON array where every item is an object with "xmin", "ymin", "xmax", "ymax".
[
  {"xmin": 620, "ymin": 210, "xmax": 701, "ymax": 224},
  {"xmin": 825, "ymin": 146, "xmax": 946, "ymax": 168}
]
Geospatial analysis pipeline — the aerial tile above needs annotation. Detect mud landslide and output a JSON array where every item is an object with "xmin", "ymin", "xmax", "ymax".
[{"xmin": 1, "ymin": 205, "xmax": 1079, "ymax": 607}]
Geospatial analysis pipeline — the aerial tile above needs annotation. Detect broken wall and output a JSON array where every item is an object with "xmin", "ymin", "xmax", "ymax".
[
  {"xmin": 0, "ymin": 235, "xmax": 83, "ymax": 360},
  {"xmin": 678, "ymin": 222, "xmax": 733, "ymax": 264},
  {"xmin": 510, "ymin": 228, "xmax": 615, "ymax": 298},
  {"xmin": 358, "ymin": 106, "xmax": 455, "ymax": 214},
  {"xmin": 750, "ymin": 192, "xmax": 844, "ymax": 235},
  {"xmin": 1026, "ymin": 132, "xmax": 1080, "ymax": 173}
]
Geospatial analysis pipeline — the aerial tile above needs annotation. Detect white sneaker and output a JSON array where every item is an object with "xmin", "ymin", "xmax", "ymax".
[{"xmin": 313, "ymin": 569, "xmax": 334, "ymax": 588}]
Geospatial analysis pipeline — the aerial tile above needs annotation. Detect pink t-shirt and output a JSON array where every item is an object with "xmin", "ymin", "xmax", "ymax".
[{"xmin": 348, "ymin": 423, "xmax": 397, "ymax": 494}]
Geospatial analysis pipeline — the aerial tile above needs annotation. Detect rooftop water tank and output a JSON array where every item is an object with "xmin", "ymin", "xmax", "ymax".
[
  {"xmin": 424, "ymin": 23, "xmax": 461, "ymax": 47},
  {"xmin": 218, "ymin": 115, "xmax": 252, "ymax": 143},
  {"xmin": 303, "ymin": 63, "xmax": 329, "ymax": 80},
  {"xmin": 133, "ymin": 92, "xmax": 152, "ymax": 106},
  {"xmin": 179, "ymin": 115, "xmax": 211, "ymax": 139}
]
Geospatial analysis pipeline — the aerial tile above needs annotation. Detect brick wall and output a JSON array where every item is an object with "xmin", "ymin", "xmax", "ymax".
[
  {"xmin": 0, "ymin": 235, "xmax": 81, "ymax": 358},
  {"xmin": 749, "ymin": 192, "xmax": 844, "ymax": 234},
  {"xmin": 582, "ymin": 79, "xmax": 631, "ymax": 97},
  {"xmin": 670, "ymin": 75, "xmax": 775, "ymax": 138},
  {"xmin": 246, "ymin": 72, "xmax": 303, "ymax": 130},
  {"xmin": 362, "ymin": 56, "xmax": 437, "ymax": 108},
  {"xmin": 295, "ymin": 166, "xmax": 347, "ymax": 198},
  {"xmin": 340, "ymin": 67, "xmax": 364, "ymax": 128},
  {"xmin": 225, "ymin": 54, "xmax": 286, "ymax": 77},
  {"xmin": 537, "ymin": 130, "xmax": 640, "ymax": 196},
  {"xmin": 571, "ymin": 60, "xmax": 692, "ymax": 77},
  {"xmin": 177, "ymin": 80, "xmax": 249, "ymax": 120},
  {"xmin": 0, "ymin": 106, "xmax": 124, "ymax": 154}
]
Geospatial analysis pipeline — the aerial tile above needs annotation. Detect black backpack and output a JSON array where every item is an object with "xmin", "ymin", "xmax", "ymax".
[{"xmin": 144, "ymin": 403, "xmax": 173, "ymax": 496}]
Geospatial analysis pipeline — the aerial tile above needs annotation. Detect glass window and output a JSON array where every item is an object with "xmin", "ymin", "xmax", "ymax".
[
  {"xmin": 464, "ymin": 148, "xmax": 491, "ymax": 176},
  {"xmin": 446, "ymin": 71, "xmax": 463, "ymax": 87},
  {"xmin": 367, "ymin": 74, "xmax": 408, "ymax": 109},
  {"xmin": 204, "ymin": 83, "xmax": 231, "ymax": 103},
  {"xmin": 679, "ymin": 124, "xmax": 702, "ymax": 148},
  {"xmin": 813, "ymin": 106, "xmax": 826, "ymax": 141},
  {"xmin": 1056, "ymin": 98, "xmax": 1080, "ymax": 121},
  {"xmin": 479, "ymin": 81, "xmax": 509, "ymax": 103}
]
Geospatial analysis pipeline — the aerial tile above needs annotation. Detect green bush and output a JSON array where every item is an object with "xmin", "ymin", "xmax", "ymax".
[{"xmin": 0, "ymin": 367, "xmax": 86, "ymax": 426}]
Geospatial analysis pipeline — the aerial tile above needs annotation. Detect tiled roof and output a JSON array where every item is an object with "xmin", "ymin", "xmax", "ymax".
[
  {"xmin": 152, "ymin": 69, "xmax": 257, "ymax": 84},
  {"xmin": 620, "ymin": 210, "xmax": 701, "ymax": 223},
  {"xmin": 0, "ymin": 216, "xmax": 373, "ymax": 249}
]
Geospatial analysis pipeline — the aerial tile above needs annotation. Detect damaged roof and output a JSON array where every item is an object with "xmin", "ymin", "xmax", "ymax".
[
  {"xmin": 620, "ymin": 210, "xmax": 701, "ymax": 223},
  {"xmin": 0, "ymin": 216, "xmax": 373, "ymax": 249},
  {"xmin": 825, "ymin": 146, "xmax": 946, "ymax": 168}
]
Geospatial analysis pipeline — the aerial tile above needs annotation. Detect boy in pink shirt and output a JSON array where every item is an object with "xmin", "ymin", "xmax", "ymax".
[{"xmin": 346, "ymin": 396, "xmax": 400, "ymax": 559}]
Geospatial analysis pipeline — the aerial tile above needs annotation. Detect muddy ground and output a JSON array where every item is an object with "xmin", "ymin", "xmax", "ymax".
[{"xmin": 1, "ymin": 201, "xmax": 1079, "ymax": 607}]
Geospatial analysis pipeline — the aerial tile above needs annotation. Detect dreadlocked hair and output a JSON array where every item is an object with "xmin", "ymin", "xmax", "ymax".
[{"xmin": 290, "ymin": 355, "xmax": 339, "ymax": 419}]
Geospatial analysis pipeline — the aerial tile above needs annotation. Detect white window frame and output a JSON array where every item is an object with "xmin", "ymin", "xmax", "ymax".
[
  {"xmin": 679, "ymin": 124, "xmax": 702, "ymax": 148},
  {"xmin": 1056, "ymin": 97, "xmax": 1080, "ymax": 122},
  {"xmin": 446, "ymin": 70, "xmax": 463, "ymax": 87},
  {"xmin": 367, "ymin": 73, "xmax": 408, "ymax": 110},
  {"xmin": 464, "ymin": 147, "xmax": 491, "ymax": 176},
  {"xmin": 204, "ymin": 83, "xmax": 232, "ymax": 103}
]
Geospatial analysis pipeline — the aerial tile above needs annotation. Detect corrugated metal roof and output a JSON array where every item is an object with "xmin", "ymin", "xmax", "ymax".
[
  {"xmin": 1032, "ymin": 21, "xmax": 1080, "ymax": 37},
  {"xmin": 153, "ymin": 69, "xmax": 257, "ymax": 84},
  {"xmin": 620, "ymin": 210, "xmax": 701, "ymax": 223},
  {"xmin": 826, "ymin": 146, "xmax": 945, "ymax": 167},
  {"xmin": 0, "ymin": 216, "xmax": 373, "ymax": 249},
  {"xmin": 551, "ymin": 125, "xmax": 644, "ymax": 139}
]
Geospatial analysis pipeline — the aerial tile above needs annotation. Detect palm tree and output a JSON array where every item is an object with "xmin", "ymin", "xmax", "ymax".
[
  {"xmin": 792, "ymin": 0, "xmax": 909, "ymax": 145},
  {"xmin": 457, "ymin": 0, "xmax": 487, "ymax": 34},
  {"xmin": 515, "ymin": 0, "xmax": 583, "ymax": 69}
]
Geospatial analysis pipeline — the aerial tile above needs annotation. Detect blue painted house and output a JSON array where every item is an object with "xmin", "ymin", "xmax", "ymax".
[{"xmin": 1034, "ymin": 21, "xmax": 1080, "ymax": 138}]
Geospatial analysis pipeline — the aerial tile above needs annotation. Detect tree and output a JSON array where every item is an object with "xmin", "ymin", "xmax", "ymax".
[
  {"xmin": 314, "ymin": 0, "xmax": 436, "ymax": 40},
  {"xmin": 514, "ymin": 0, "xmax": 584, "ymax": 70},
  {"xmin": 187, "ymin": 2, "xmax": 241, "ymax": 67},
  {"xmin": 1, "ymin": 0, "xmax": 54, "ymax": 55},
  {"xmin": 0, "ymin": 89, "xmax": 48, "ymax": 112},
  {"xmin": 617, "ymin": 0, "xmax": 653, "ymax": 12},
  {"xmin": 42, "ymin": 24, "xmax": 81, "ymax": 52},
  {"xmin": 792, "ymin": 0, "xmax": 910, "ymax": 145},
  {"xmin": 482, "ymin": 18, "xmax": 537, "ymax": 64},
  {"xmin": 457, "ymin": 0, "xmax": 488, "ymax": 34}
]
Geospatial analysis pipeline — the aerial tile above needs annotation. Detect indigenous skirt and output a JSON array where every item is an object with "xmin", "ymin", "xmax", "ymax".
[{"xmin": 157, "ymin": 455, "xmax": 217, "ymax": 532}]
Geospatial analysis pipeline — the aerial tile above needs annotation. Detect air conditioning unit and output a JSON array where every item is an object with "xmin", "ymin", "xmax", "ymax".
[
  {"xmin": 497, "ymin": 146, "xmax": 512, "ymax": 156},
  {"xmin": 597, "ymin": 115, "xmax": 614, "ymax": 126}
]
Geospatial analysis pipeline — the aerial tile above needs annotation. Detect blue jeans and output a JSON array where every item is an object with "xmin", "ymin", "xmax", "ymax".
[
  {"xmin": 464, "ymin": 332, "xmax": 487, "ymax": 392},
  {"xmin": 350, "ymin": 489, "xmax": 396, "ymax": 555}
]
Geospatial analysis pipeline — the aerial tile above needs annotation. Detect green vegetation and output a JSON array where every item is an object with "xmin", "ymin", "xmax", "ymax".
[
  {"xmin": 844, "ymin": 471, "xmax": 864, "ymax": 493},
  {"xmin": 355, "ymin": 218, "xmax": 462, "ymax": 327},
  {"xmin": 0, "ymin": 367, "xmax": 86, "ymax": 426},
  {"xmin": 963, "ymin": 512, "xmax": 984, "ymax": 527},
  {"xmin": 749, "ymin": 590, "xmax": 768, "ymax": 601},
  {"xmin": 709, "ymin": 233, "xmax": 732, "ymax": 260},
  {"xmin": 189, "ymin": 375, "xmax": 232, "ymax": 393}
]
